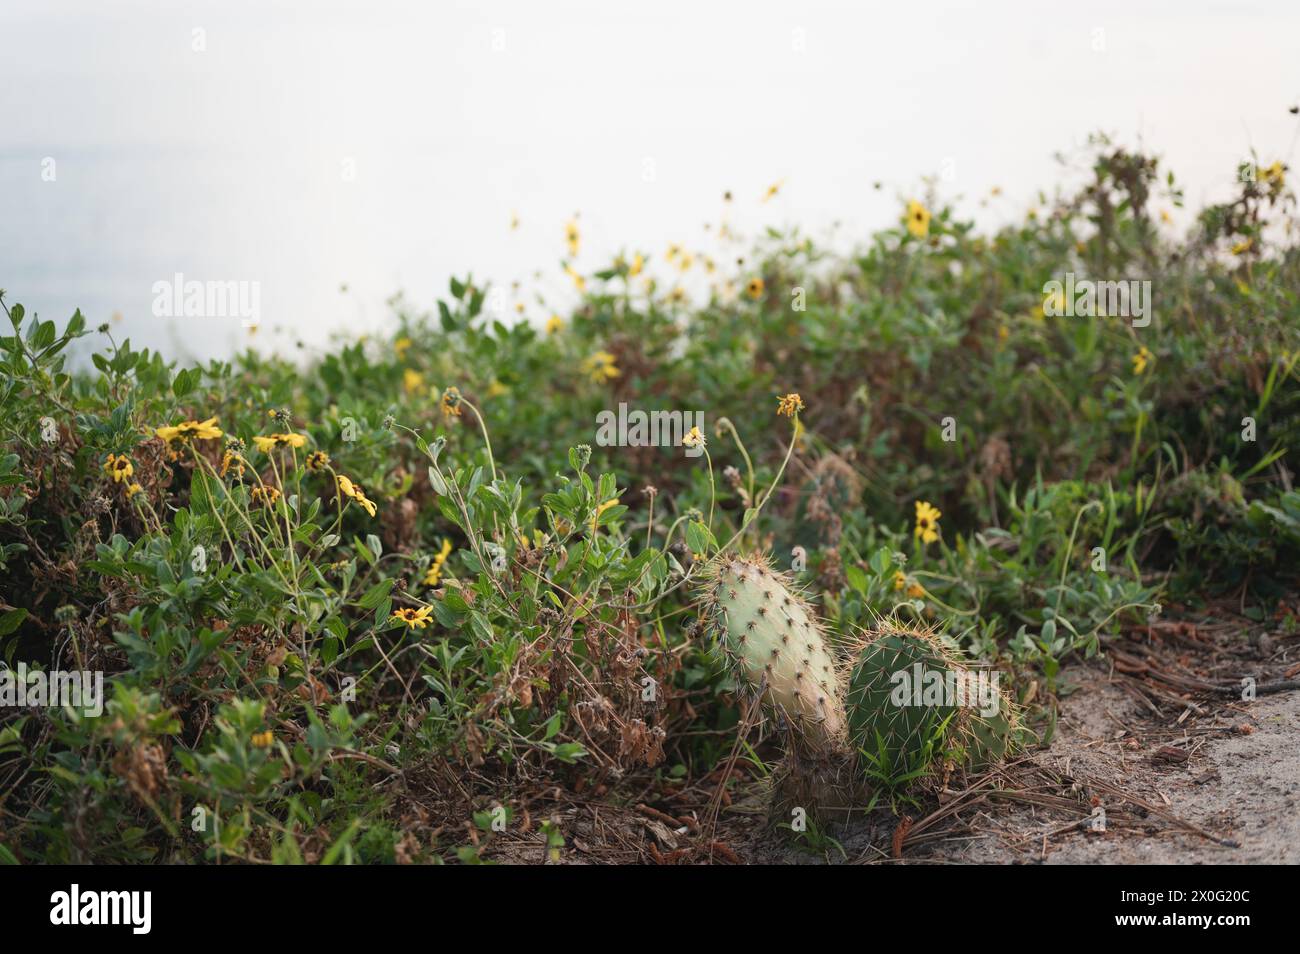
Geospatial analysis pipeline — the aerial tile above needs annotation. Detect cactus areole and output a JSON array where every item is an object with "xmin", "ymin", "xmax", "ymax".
[
  {"xmin": 847, "ymin": 631, "xmax": 959, "ymax": 779},
  {"xmin": 846, "ymin": 625, "xmax": 1018, "ymax": 785},
  {"xmin": 698, "ymin": 556, "xmax": 846, "ymax": 744}
]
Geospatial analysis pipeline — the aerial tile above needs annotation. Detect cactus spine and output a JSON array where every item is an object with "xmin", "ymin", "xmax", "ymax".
[
  {"xmin": 845, "ymin": 623, "xmax": 1018, "ymax": 788},
  {"xmin": 697, "ymin": 555, "xmax": 846, "ymax": 750},
  {"xmin": 846, "ymin": 627, "xmax": 958, "ymax": 784},
  {"xmin": 962, "ymin": 704, "xmax": 1017, "ymax": 771}
]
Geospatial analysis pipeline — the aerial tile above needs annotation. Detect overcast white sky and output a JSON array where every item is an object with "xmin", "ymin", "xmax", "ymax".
[{"xmin": 1, "ymin": 0, "xmax": 1297, "ymax": 361}]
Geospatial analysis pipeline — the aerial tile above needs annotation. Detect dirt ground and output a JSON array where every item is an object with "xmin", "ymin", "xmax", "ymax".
[
  {"xmin": 482, "ymin": 610, "xmax": 1300, "ymax": 864},
  {"xmin": 906, "ymin": 664, "xmax": 1300, "ymax": 864},
  {"xmin": 747, "ymin": 613, "xmax": 1300, "ymax": 864}
]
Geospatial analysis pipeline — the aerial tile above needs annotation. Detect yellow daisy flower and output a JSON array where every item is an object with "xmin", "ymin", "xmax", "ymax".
[
  {"xmin": 424, "ymin": 539, "xmax": 453, "ymax": 587},
  {"xmin": 914, "ymin": 500, "xmax": 941, "ymax": 545},
  {"xmin": 156, "ymin": 417, "xmax": 222, "ymax": 444},
  {"xmin": 253, "ymin": 433, "xmax": 307, "ymax": 453},
  {"xmin": 1132, "ymin": 345, "xmax": 1153, "ymax": 375},
  {"xmin": 250, "ymin": 484, "xmax": 282, "ymax": 507},
  {"xmin": 391, "ymin": 606, "xmax": 434, "ymax": 629},
  {"xmin": 906, "ymin": 200, "xmax": 931, "ymax": 239},
  {"xmin": 565, "ymin": 264, "xmax": 586, "ymax": 293},
  {"xmin": 776, "ymin": 393, "xmax": 804, "ymax": 417},
  {"xmin": 103, "ymin": 454, "xmax": 133, "ymax": 483},
  {"xmin": 582, "ymin": 351, "xmax": 620, "ymax": 384},
  {"xmin": 336, "ymin": 474, "xmax": 377, "ymax": 517},
  {"xmin": 220, "ymin": 449, "xmax": 246, "ymax": 479},
  {"xmin": 746, "ymin": 277, "xmax": 764, "ymax": 300},
  {"xmin": 546, "ymin": 315, "xmax": 564, "ymax": 335}
]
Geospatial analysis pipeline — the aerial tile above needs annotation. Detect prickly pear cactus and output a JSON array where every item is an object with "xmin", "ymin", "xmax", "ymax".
[
  {"xmin": 697, "ymin": 555, "xmax": 846, "ymax": 748},
  {"xmin": 845, "ymin": 623, "xmax": 1019, "ymax": 787},
  {"xmin": 846, "ymin": 628, "xmax": 959, "ymax": 784},
  {"xmin": 960, "ymin": 702, "xmax": 1018, "ymax": 771},
  {"xmin": 767, "ymin": 733, "xmax": 862, "ymax": 826}
]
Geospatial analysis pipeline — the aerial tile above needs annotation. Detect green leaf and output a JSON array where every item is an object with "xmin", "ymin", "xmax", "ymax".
[
  {"xmin": 685, "ymin": 520, "xmax": 715, "ymax": 556},
  {"xmin": 0, "ymin": 608, "xmax": 28, "ymax": 637},
  {"xmin": 32, "ymin": 320, "xmax": 56, "ymax": 350},
  {"xmin": 357, "ymin": 578, "xmax": 394, "ymax": 610},
  {"xmin": 543, "ymin": 712, "xmax": 561, "ymax": 740},
  {"xmin": 551, "ymin": 743, "xmax": 587, "ymax": 763},
  {"xmin": 845, "ymin": 565, "xmax": 869, "ymax": 594}
]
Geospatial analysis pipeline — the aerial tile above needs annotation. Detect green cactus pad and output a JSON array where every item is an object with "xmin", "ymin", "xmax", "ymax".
[
  {"xmin": 846, "ymin": 629, "xmax": 960, "ymax": 784},
  {"xmin": 846, "ymin": 625, "xmax": 1020, "ymax": 789},
  {"xmin": 697, "ymin": 555, "xmax": 846, "ymax": 747},
  {"xmin": 961, "ymin": 705, "xmax": 1017, "ymax": 771}
]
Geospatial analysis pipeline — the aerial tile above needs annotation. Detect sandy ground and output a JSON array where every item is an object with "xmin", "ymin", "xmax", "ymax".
[
  {"xmin": 728, "ymin": 614, "xmax": 1300, "ymax": 864},
  {"xmin": 908, "ymin": 665, "xmax": 1300, "ymax": 864},
  {"xmin": 486, "ymin": 615, "xmax": 1300, "ymax": 864}
]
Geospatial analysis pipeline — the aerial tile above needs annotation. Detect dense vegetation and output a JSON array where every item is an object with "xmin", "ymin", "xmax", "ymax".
[{"xmin": 2, "ymin": 140, "xmax": 1297, "ymax": 862}]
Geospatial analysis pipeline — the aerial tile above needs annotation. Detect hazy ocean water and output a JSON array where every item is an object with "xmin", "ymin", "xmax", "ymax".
[{"xmin": 2, "ymin": 0, "xmax": 1297, "ymax": 365}]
